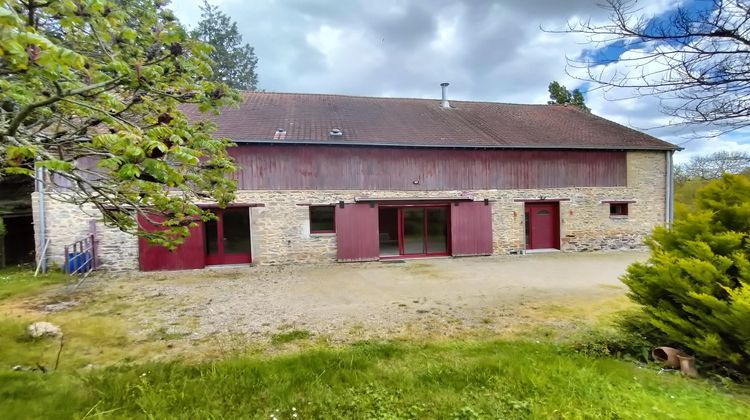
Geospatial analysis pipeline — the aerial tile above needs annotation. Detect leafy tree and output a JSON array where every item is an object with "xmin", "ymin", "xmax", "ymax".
[
  {"xmin": 561, "ymin": 0, "xmax": 750, "ymax": 132},
  {"xmin": 674, "ymin": 151, "xmax": 750, "ymax": 212},
  {"xmin": 0, "ymin": 0, "xmax": 239, "ymax": 246},
  {"xmin": 675, "ymin": 151, "xmax": 750, "ymax": 184},
  {"xmin": 191, "ymin": 0, "xmax": 258, "ymax": 90},
  {"xmin": 622, "ymin": 174, "xmax": 750, "ymax": 374},
  {"xmin": 547, "ymin": 81, "xmax": 590, "ymax": 112}
]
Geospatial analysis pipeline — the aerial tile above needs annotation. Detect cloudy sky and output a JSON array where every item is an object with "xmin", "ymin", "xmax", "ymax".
[{"xmin": 171, "ymin": 0, "xmax": 750, "ymax": 164}]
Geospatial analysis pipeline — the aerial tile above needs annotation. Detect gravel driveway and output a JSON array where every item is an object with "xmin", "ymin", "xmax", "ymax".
[{"xmin": 98, "ymin": 251, "xmax": 646, "ymax": 342}]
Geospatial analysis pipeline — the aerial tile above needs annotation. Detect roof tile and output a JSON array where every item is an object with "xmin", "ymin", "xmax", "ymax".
[{"xmin": 181, "ymin": 92, "xmax": 679, "ymax": 150}]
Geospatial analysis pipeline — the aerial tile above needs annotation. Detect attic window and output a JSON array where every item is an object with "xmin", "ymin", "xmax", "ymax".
[
  {"xmin": 273, "ymin": 129, "xmax": 287, "ymax": 140},
  {"xmin": 329, "ymin": 128, "xmax": 343, "ymax": 137}
]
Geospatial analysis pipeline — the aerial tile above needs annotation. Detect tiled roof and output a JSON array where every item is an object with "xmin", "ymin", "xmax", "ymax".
[{"xmin": 181, "ymin": 92, "xmax": 679, "ymax": 150}]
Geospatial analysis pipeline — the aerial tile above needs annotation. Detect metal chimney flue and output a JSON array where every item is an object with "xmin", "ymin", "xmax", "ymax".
[{"xmin": 440, "ymin": 82, "xmax": 450, "ymax": 108}]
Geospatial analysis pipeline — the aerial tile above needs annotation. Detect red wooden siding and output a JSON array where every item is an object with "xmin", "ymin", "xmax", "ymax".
[
  {"xmin": 138, "ymin": 214, "xmax": 206, "ymax": 271},
  {"xmin": 230, "ymin": 145, "xmax": 626, "ymax": 191},
  {"xmin": 450, "ymin": 201, "xmax": 493, "ymax": 256},
  {"xmin": 335, "ymin": 204, "xmax": 380, "ymax": 262}
]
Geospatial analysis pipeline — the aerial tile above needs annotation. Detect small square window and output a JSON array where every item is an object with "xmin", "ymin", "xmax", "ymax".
[
  {"xmin": 610, "ymin": 203, "xmax": 629, "ymax": 217},
  {"xmin": 309, "ymin": 206, "xmax": 335, "ymax": 233}
]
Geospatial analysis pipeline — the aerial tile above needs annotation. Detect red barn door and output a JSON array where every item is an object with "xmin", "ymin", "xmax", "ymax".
[
  {"xmin": 335, "ymin": 203, "xmax": 379, "ymax": 262},
  {"xmin": 138, "ymin": 214, "xmax": 206, "ymax": 271},
  {"xmin": 450, "ymin": 201, "xmax": 493, "ymax": 256}
]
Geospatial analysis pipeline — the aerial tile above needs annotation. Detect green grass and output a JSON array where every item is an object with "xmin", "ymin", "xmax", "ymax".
[
  {"xmin": 1, "ymin": 268, "xmax": 749, "ymax": 418},
  {"xmin": 1, "ymin": 340, "xmax": 749, "ymax": 419},
  {"xmin": 0, "ymin": 267, "xmax": 68, "ymax": 301},
  {"xmin": 271, "ymin": 329, "xmax": 312, "ymax": 345}
]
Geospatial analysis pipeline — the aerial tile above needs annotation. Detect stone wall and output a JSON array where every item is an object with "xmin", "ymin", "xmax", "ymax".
[
  {"xmin": 31, "ymin": 192, "xmax": 138, "ymax": 271},
  {"xmin": 238, "ymin": 151, "xmax": 666, "ymax": 264},
  {"xmin": 32, "ymin": 151, "xmax": 667, "ymax": 270}
]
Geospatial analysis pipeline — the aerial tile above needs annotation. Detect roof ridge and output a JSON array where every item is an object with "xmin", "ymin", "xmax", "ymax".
[{"xmin": 239, "ymin": 90, "xmax": 551, "ymax": 107}]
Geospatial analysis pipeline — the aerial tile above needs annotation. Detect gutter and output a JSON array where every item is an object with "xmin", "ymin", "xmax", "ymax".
[
  {"xmin": 35, "ymin": 164, "xmax": 47, "ymax": 273},
  {"xmin": 665, "ymin": 151, "xmax": 675, "ymax": 226},
  {"xmin": 230, "ymin": 138, "xmax": 683, "ymax": 151}
]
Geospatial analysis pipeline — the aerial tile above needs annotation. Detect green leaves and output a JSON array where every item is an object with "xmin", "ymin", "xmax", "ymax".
[
  {"xmin": 547, "ymin": 81, "xmax": 590, "ymax": 112},
  {"xmin": 1, "ymin": 0, "xmax": 239, "ymax": 247}
]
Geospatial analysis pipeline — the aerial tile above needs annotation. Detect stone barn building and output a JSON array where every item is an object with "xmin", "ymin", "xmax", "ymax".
[{"xmin": 32, "ymin": 89, "xmax": 680, "ymax": 271}]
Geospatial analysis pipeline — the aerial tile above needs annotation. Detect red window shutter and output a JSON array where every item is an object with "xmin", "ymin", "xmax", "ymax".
[
  {"xmin": 450, "ymin": 201, "xmax": 493, "ymax": 256},
  {"xmin": 138, "ymin": 213, "xmax": 206, "ymax": 271},
  {"xmin": 335, "ymin": 203, "xmax": 379, "ymax": 262}
]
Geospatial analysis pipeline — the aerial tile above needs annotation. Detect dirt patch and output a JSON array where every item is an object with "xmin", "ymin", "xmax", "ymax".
[
  {"xmin": 0, "ymin": 252, "xmax": 648, "ymax": 367},
  {"xmin": 63, "ymin": 251, "xmax": 645, "ymax": 342}
]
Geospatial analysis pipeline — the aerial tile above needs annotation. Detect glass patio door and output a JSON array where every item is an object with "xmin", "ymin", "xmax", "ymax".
[
  {"xmin": 398, "ymin": 206, "xmax": 449, "ymax": 256},
  {"xmin": 402, "ymin": 208, "xmax": 426, "ymax": 254},
  {"xmin": 205, "ymin": 207, "xmax": 252, "ymax": 265}
]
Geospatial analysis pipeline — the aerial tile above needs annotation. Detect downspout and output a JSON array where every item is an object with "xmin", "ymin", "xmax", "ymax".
[
  {"xmin": 35, "ymin": 164, "xmax": 47, "ymax": 273},
  {"xmin": 665, "ymin": 150, "xmax": 674, "ymax": 226}
]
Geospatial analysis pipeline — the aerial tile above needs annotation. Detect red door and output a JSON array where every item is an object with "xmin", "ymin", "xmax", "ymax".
[
  {"xmin": 450, "ymin": 201, "xmax": 493, "ymax": 256},
  {"xmin": 205, "ymin": 207, "xmax": 252, "ymax": 265},
  {"xmin": 336, "ymin": 203, "xmax": 379, "ymax": 262},
  {"xmin": 138, "ymin": 213, "xmax": 206, "ymax": 271},
  {"xmin": 525, "ymin": 202, "xmax": 560, "ymax": 250}
]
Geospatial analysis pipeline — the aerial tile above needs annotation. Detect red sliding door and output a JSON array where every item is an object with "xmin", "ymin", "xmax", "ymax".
[
  {"xmin": 450, "ymin": 201, "xmax": 493, "ymax": 256},
  {"xmin": 138, "ymin": 213, "xmax": 206, "ymax": 271},
  {"xmin": 336, "ymin": 203, "xmax": 380, "ymax": 262}
]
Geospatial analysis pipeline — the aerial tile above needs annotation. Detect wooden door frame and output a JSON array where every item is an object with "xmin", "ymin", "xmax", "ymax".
[{"xmin": 524, "ymin": 202, "xmax": 561, "ymax": 250}]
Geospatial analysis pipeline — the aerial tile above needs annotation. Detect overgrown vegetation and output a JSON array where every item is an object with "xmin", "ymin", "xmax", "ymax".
[
  {"xmin": 2, "ymin": 340, "xmax": 750, "ymax": 419},
  {"xmin": 623, "ymin": 174, "xmax": 750, "ymax": 376}
]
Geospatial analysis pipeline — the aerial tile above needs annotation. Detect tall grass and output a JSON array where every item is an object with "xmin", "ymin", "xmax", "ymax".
[{"xmin": 2, "ymin": 340, "xmax": 748, "ymax": 419}]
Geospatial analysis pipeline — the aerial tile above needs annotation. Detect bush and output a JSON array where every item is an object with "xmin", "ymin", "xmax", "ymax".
[
  {"xmin": 622, "ymin": 174, "xmax": 750, "ymax": 374},
  {"xmin": 572, "ymin": 327, "xmax": 649, "ymax": 360}
]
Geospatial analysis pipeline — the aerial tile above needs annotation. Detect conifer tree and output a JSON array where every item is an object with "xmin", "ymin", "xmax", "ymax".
[
  {"xmin": 191, "ymin": 1, "xmax": 258, "ymax": 90},
  {"xmin": 622, "ymin": 174, "xmax": 750, "ymax": 374},
  {"xmin": 547, "ymin": 81, "xmax": 590, "ymax": 112}
]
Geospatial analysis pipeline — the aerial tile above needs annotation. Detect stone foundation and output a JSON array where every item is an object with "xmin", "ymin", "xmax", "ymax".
[{"xmin": 32, "ymin": 151, "xmax": 666, "ymax": 271}]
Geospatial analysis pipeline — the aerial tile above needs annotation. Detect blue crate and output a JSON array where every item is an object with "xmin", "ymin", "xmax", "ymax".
[{"xmin": 67, "ymin": 251, "xmax": 92, "ymax": 274}]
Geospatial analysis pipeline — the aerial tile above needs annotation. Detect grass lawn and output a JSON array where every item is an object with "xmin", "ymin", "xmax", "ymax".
[
  {"xmin": 2, "ymin": 340, "xmax": 750, "ymax": 419},
  {"xmin": 0, "ymin": 266, "xmax": 68, "ymax": 301},
  {"xmin": 1, "ymin": 268, "xmax": 749, "ymax": 419}
]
